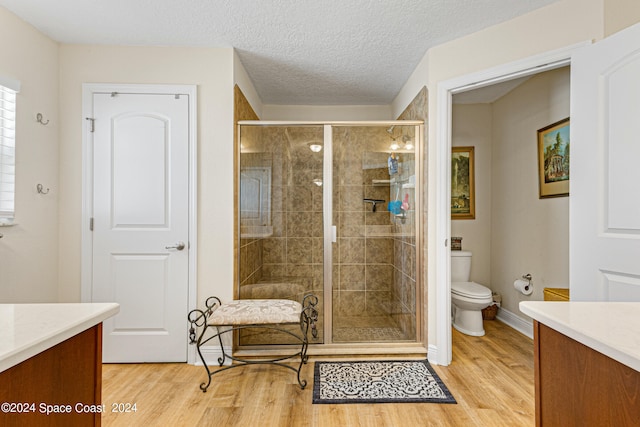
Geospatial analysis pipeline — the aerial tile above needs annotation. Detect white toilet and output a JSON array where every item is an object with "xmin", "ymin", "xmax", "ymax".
[{"xmin": 451, "ymin": 250, "xmax": 493, "ymax": 336}]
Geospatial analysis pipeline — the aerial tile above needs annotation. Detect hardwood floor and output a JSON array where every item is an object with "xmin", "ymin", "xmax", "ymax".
[{"xmin": 102, "ymin": 320, "xmax": 534, "ymax": 426}]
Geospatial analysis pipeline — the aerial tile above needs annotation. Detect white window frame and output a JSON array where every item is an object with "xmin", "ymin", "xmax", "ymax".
[{"xmin": 0, "ymin": 76, "xmax": 20, "ymax": 225}]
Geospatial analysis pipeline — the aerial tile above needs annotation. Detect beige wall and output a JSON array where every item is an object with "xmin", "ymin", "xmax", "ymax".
[
  {"xmin": 0, "ymin": 8, "xmax": 60, "ymax": 302},
  {"xmin": 491, "ymin": 68, "xmax": 570, "ymax": 317},
  {"xmin": 605, "ymin": 0, "xmax": 640, "ymax": 36},
  {"xmin": 261, "ymin": 104, "xmax": 392, "ymax": 121},
  {"xmin": 57, "ymin": 45, "xmax": 235, "ymax": 306},
  {"xmin": 234, "ymin": 52, "xmax": 263, "ymax": 118},
  {"xmin": 451, "ymin": 104, "xmax": 492, "ymax": 286}
]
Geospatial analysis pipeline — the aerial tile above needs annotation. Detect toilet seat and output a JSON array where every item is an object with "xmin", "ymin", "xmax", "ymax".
[{"xmin": 451, "ymin": 281, "xmax": 492, "ymax": 299}]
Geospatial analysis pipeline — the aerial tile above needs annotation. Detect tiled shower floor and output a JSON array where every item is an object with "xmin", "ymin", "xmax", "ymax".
[
  {"xmin": 239, "ymin": 314, "xmax": 411, "ymax": 345},
  {"xmin": 332, "ymin": 315, "xmax": 411, "ymax": 342}
]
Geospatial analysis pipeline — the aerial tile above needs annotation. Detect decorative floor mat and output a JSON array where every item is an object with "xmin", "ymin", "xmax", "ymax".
[{"xmin": 313, "ymin": 360, "xmax": 456, "ymax": 404}]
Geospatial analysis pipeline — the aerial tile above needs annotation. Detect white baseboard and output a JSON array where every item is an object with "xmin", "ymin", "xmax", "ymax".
[
  {"xmin": 427, "ymin": 344, "xmax": 440, "ymax": 365},
  {"xmin": 192, "ymin": 345, "xmax": 232, "ymax": 366},
  {"xmin": 496, "ymin": 307, "xmax": 533, "ymax": 339}
]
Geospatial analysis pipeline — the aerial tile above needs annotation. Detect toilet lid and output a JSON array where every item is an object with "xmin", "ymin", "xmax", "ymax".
[{"xmin": 451, "ymin": 281, "xmax": 492, "ymax": 299}]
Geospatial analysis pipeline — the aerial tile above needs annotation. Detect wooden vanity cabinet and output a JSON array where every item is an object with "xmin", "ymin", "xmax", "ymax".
[
  {"xmin": 0, "ymin": 324, "xmax": 103, "ymax": 427},
  {"xmin": 533, "ymin": 321, "xmax": 640, "ymax": 426}
]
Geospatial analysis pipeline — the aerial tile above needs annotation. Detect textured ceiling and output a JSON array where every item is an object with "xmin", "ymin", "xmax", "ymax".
[{"xmin": 0, "ymin": 0, "xmax": 558, "ymax": 105}]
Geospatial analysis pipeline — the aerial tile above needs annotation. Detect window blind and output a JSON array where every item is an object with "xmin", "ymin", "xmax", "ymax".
[{"xmin": 0, "ymin": 84, "xmax": 17, "ymax": 219}]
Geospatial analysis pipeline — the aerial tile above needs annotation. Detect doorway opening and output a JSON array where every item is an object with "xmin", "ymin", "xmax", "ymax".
[
  {"xmin": 435, "ymin": 44, "xmax": 586, "ymax": 365},
  {"xmin": 450, "ymin": 65, "xmax": 570, "ymax": 336}
]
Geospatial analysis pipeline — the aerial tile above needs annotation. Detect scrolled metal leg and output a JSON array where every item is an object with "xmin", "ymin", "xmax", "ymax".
[
  {"xmin": 216, "ymin": 327, "xmax": 226, "ymax": 366},
  {"xmin": 198, "ymin": 343, "xmax": 214, "ymax": 392},
  {"xmin": 188, "ymin": 301, "xmax": 223, "ymax": 393},
  {"xmin": 300, "ymin": 293, "xmax": 319, "ymax": 341},
  {"xmin": 292, "ymin": 294, "xmax": 319, "ymax": 389}
]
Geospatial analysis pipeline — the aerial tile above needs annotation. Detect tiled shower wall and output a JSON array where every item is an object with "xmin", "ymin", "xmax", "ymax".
[
  {"xmin": 389, "ymin": 162, "xmax": 417, "ymax": 340},
  {"xmin": 239, "ymin": 126, "xmax": 325, "ymax": 342},
  {"xmin": 332, "ymin": 128, "xmax": 394, "ymax": 320},
  {"xmin": 235, "ymin": 86, "xmax": 264, "ymax": 297},
  {"xmin": 259, "ymin": 127, "xmax": 325, "ymax": 308},
  {"xmin": 238, "ymin": 127, "xmax": 265, "ymax": 292},
  {"xmin": 395, "ymin": 86, "xmax": 428, "ymax": 340}
]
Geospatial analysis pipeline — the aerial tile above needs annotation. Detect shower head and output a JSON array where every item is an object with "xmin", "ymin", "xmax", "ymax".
[{"xmin": 386, "ymin": 125, "xmax": 395, "ymax": 135}]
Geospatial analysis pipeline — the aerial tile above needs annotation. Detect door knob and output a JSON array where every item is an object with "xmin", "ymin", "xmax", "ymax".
[{"xmin": 165, "ymin": 241, "xmax": 186, "ymax": 251}]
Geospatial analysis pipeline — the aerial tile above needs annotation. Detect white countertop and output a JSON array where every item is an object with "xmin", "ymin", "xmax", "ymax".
[
  {"xmin": 0, "ymin": 303, "xmax": 120, "ymax": 373},
  {"xmin": 520, "ymin": 301, "xmax": 640, "ymax": 372}
]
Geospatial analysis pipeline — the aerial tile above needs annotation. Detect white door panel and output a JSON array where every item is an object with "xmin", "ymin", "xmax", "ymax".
[
  {"xmin": 92, "ymin": 92, "xmax": 189, "ymax": 362},
  {"xmin": 570, "ymin": 23, "xmax": 640, "ymax": 301},
  {"xmin": 112, "ymin": 114, "xmax": 169, "ymax": 227}
]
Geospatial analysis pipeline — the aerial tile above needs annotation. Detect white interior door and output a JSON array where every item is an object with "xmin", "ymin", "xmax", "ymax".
[
  {"xmin": 91, "ymin": 92, "xmax": 190, "ymax": 362},
  {"xmin": 570, "ymin": 23, "xmax": 640, "ymax": 301}
]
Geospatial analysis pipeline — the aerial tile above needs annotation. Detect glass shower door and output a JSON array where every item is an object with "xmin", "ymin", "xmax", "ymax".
[
  {"xmin": 238, "ymin": 124, "xmax": 325, "ymax": 345},
  {"xmin": 330, "ymin": 125, "xmax": 418, "ymax": 343}
]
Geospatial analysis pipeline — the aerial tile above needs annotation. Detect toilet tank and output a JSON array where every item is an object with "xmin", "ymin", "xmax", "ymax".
[{"xmin": 451, "ymin": 250, "xmax": 472, "ymax": 282}]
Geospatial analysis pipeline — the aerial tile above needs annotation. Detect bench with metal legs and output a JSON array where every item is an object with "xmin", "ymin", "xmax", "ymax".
[{"xmin": 187, "ymin": 294, "xmax": 318, "ymax": 392}]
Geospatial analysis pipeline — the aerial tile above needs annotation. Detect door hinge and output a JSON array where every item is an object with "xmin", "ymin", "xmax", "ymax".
[
  {"xmin": 89, "ymin": 217, "xmax": 94, "ymax": 231},
  {"xmin": 85, "ymin": 117, "xmax": 95, "ymax": 133}
]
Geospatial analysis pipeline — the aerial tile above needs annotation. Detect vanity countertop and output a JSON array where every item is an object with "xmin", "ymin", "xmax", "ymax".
[
  {"xmin": 0, "ymin": 303, "xmax": 119, "ymax": 373},
  {"xmin": 520, "ymin": 301, "xmax": 640, "ymax": 372}
]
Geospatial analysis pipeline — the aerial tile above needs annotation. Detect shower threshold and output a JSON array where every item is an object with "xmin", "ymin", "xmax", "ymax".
[{"xmin": 234, "ymin": 342, "xmax": 428, "ymax": 360}]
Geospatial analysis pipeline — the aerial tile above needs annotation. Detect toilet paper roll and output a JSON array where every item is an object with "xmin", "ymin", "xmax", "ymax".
[{"xmin": 514, "ymin": 279, "xmax": 533, "ymax": 295}]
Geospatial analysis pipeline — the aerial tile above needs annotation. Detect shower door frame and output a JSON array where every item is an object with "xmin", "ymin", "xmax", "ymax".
[{"xmin": 237, "ymin": 120, "xmax": 426, "ymax": 356}]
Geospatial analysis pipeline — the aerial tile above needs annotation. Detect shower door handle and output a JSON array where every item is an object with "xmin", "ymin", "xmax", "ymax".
[{"xmin": 331, "ymin": 226, "xmax": 337, "ymax": 243}]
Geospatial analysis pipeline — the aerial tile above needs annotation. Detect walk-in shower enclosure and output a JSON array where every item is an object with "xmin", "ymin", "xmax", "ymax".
[{"xmin": 237, "ymin": 121, "xmax": 423, "ymax": 351}]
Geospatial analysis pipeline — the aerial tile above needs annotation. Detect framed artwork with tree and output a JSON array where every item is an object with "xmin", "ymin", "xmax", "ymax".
[
  {"xmin": 451, "ymin": 146, "xmax": 475, "ymax": 219},
  {"xmin": 537, "ymin": 118, "xmax": 570, "ymax": 198}
]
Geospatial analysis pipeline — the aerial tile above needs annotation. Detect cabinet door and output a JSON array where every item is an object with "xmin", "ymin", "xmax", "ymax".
[
  {"xmin": 0, "ymin": 326, "xmax": 102, "ymax": 426},
  {"xmin": 535, "ymin": 322, "xmax": 640, "ymax": 426}
]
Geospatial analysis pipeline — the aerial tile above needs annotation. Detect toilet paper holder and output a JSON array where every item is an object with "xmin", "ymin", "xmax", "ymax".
[{"xmin": 514, "ymin": 274, "xmax": 534, "ymax": 295}]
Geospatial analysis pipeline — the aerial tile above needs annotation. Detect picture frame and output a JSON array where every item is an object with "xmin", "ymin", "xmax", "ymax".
[
  {"xmin": 451, "ymin": 146, "xmax": 475, "ymax": 220},
  {"xmin": 537, "ymin": 118, "xmax": 570, "ymax": 198}
]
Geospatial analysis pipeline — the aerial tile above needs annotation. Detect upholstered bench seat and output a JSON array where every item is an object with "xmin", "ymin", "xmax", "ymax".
[
  {"xmin": 188, "ymin": 295, "xmax": 318, "ymax": 392},
  {"xmin": 207, "ymin": 299, "xmax": 303, "ymax": 326}
]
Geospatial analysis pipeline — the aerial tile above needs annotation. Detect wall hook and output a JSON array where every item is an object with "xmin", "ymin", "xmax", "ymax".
[
  {"xmin": 36, "ymin": 183, "xmax": 49, "ymax": 194},
  {"xmin": 36, "ymin": 113, "xmax": 49, "ymax": 125}
]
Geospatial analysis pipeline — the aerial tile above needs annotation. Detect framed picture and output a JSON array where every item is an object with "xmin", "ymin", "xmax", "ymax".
[
  {"xmin": 451, "ymin": 146, "xmax": 475, "ymax": 219},
  {"xmin": 537, "ymin": 118, "xmax": 570, "ymax": 198}
]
